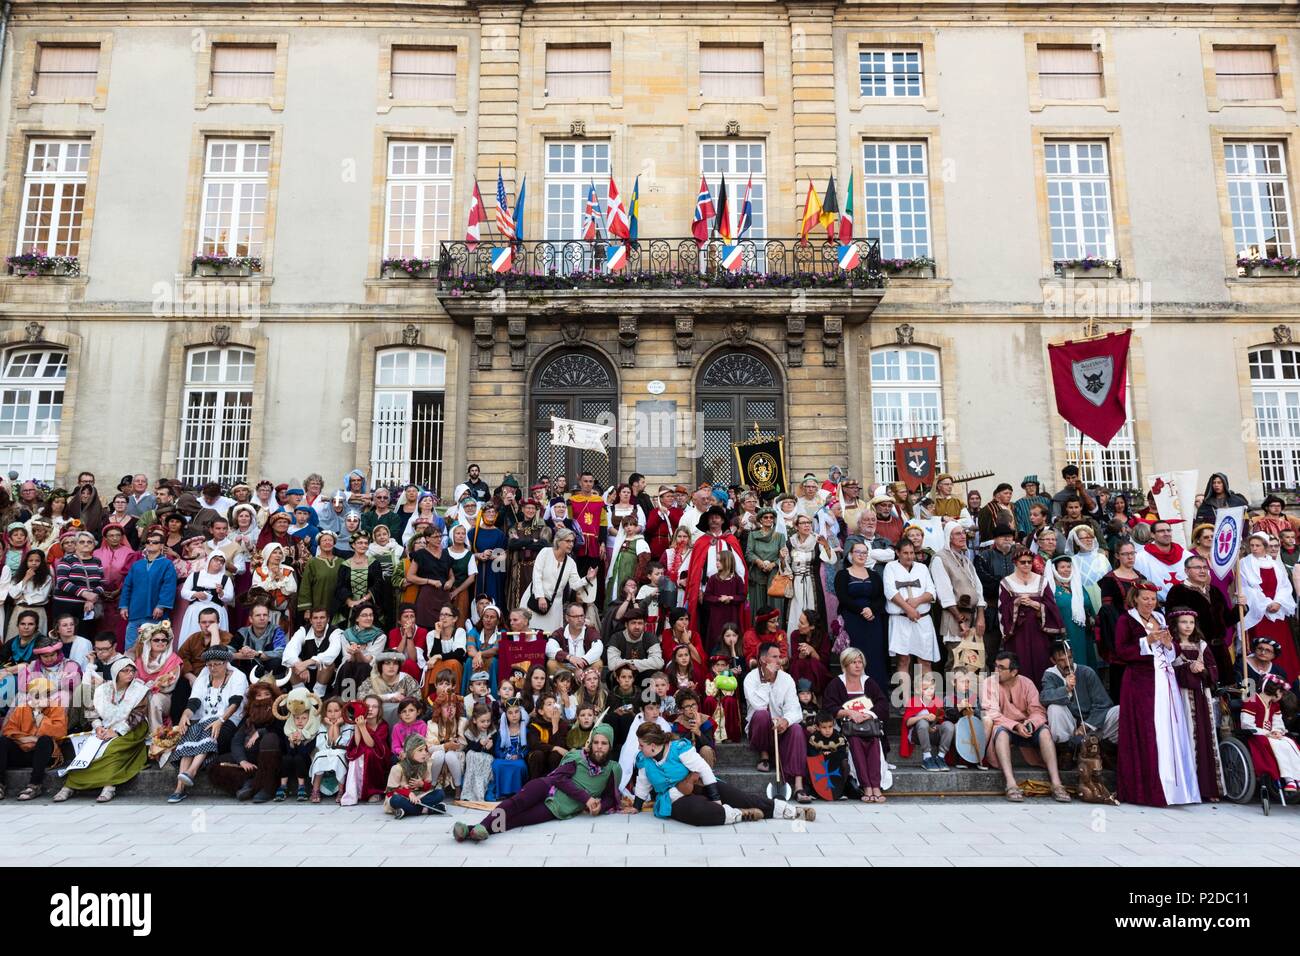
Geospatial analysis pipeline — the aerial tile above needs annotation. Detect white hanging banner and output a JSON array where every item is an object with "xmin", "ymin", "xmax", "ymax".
[{"xmin": 550, "ymin": 416, "xmax": 613, "ymax": 455}]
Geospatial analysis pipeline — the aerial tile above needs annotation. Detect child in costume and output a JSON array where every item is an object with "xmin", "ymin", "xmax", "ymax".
[{"xmin": 460, "ymin": 702, "xmax": 497, "ymax": 801}]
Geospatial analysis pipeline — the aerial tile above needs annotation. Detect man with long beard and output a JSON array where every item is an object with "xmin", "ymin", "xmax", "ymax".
[{"xmin": 453, "ymin": 723, "xmax": 626, "ymax": 840}]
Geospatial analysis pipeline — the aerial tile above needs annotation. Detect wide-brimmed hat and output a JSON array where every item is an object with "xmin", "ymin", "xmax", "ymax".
[
  {"xmin": 696, "ymin": 505, "xmax": 728, "ymax": 532},
  {"xmin": 201, "ymin": 645, "xmax": 234, "ymax": 663}
]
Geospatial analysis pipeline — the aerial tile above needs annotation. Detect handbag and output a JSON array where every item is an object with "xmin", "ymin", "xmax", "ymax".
[
  {"xmin": 767, "ymin": 559, "xmax": 793, "ymax": 599},
  {"xmin": 340, "ymin": 755, "xmax": 364, "ymax": 807},
  {"xmin": 842, "ymin": 717, "xmax": 884, "ymax": 738},
  {"xmin": 527, "ymin": 555, "xmax": 570, "ymax": 615}
]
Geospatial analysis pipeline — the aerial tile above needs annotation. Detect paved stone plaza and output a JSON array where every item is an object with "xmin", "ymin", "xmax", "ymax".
[{"xmin": 3, "ymin": 798, "xmax": 1295, "ymax": 867}]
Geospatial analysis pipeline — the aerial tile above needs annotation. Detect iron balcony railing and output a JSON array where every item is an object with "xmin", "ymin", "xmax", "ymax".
[{"xmin": 434, "ymin": 236, "xmax": 884, "ymax": 290}]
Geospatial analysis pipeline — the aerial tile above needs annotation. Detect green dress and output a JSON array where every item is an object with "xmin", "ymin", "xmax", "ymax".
[
  {"xmin": 745, "ymin": 529, "xmax": 786, "ymax": 616},
  {"xmin": 64, "ymin": 721, "xmax": 149, "ymax": 791},
  {"xmin": 298, "ymin": 555, "xmax": 341, "ymax": 616},
  {"xmin": 1053, "ymin": 582, "xmax": 1098, "ymax": 669}
]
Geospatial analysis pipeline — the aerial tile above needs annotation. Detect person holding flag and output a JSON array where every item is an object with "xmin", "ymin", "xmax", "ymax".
[{"xmin": 692, "ymin": 175, "xmax": 715, "ymax": 249}]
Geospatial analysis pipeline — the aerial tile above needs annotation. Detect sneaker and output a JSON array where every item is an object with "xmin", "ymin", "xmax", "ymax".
[
  {"xmin": 468, "ymin": 824, "xmax": 490, "ymax": 842},
  {"xmin": 920, "ymin": 756, "xmax": 935, "ymax": 771},
  {"xmin": 426, "ymin": 801, "xmax": 449, "ymax": 815},
  {"xmin": 296, "ymin": 785, "xmax": 308, "ymax": 802},
  {"xmin": 453, "ymin": 821, "xmax": 472, "ymax": 843},
  {"xmin": 273, "ymin": 786, "xmax": 288, "ymax": 802},
  {"xmin": 937, "ymin": 754, "xmax": 951, "ymax": 771},
  {"xmin": 167, "ymin": 791, "xmax": 188, "ymax": 804},
  {"xmin": 236, "ymin": 782, "xmax": 256, "ymax": 802},
  {"xmin": 392, "ymin": 807, "xmax": 406, "ymax": 820}
]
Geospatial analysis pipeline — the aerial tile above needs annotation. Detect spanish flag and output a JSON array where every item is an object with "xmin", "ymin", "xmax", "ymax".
[{"xmin": 799, "ymin": 181, "xmax": 823, "ymax": 246}]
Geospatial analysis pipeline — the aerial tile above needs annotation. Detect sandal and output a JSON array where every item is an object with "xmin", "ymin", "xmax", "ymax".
[
  {"xmin": 96, "ymin": 786, "xmax": 116, "ymax": 804},
  {"xmin": 1005, "ymin": 785, "xmax": 1025, "ymax": 803},
  {"xmin": 16, "ymin": 785, "xmax": 38, "ymax": 801},
  {"xmin": 755, "ymin": 759, "xmax": 772, "ymax": 773},
  {"xmin": 310, "ymin": 787, "xmax": 322, "ymax": 804},
  {"xmin": 52, "ymin": 787, "xmax": 73, "ymax": 803},
  {"xmin": 795, "ymin": 789, "xmax": 814, "ymax": 804},
  {"xmin": 1051, "ymin": 785, "xmax": 1072, "ymax": 803}
]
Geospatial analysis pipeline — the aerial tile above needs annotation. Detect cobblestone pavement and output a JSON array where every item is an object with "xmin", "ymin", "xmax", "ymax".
[{"xmin": 2, "ymin": 796, "xmax": 1297, "ymax": 866}]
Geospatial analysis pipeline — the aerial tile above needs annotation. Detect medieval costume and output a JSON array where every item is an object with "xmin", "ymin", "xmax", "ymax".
[
  {"xmin": 208, "ymin": 681, "xmax": 283, "ymax": 801},
  {"xmin": 506, "ymin": 507, "xmax": 550, "ymax": 610},
  {"xmin": 1114, "ymin": 602, "xmax": 1201, "ymax": 806},
  {"xmin": 468, "ymin": 511, "xmax": 507, "ymax": 605},
  {"xmin": 683, "ymin": 508, "xmax": 747, "ymax": 641},
  {"xmin": 178, "ymin": 552, "xmax": 234, "ymax": 638},
  {"xmin": 744, "ymin": 512, "xmax": 786, "ymax": 618},
  {"xmin": 522, "ymin": 544, "xmax": 597, "ymax": 633},
  {"xmin": 645, "ymin": 498, "xmax": 682, "ymax": 562},
  {"xmin": 632, "ymin": 734, "xmax": 790, "ymax": 826},
  {"xmin": 61, "ymin": 658, "xmax": 150, "ymax": 792},
  {"xmin": 1167, "ymin": 578, "xmax": 1241, "ymax": 686},
  {"xmin": 1241, "ymin": 675, "xmax": 1300, "ymax": 790},
  {"xmin": 297, "ymin": 548, "xmax": 342, "ymax": 622},
  {"xmin": 884, "ymin": 556, "xmax": 939, "ymax": 663},
  {"xmin": 787, "ymin": 615, "xmax": 832, "ymax": 694},
  {"xmin": 1134, "ymin": 539, "xmax": 1189, "ymax": 600},
  {"xmin": 701, "ymin": 564, "xmax": 747, "ymax": 649},
  {"xmin": 605, "ymin": 522, "xmax": 650, "ymax": 609},
  {"xmin": 821, "ymin": 668, "xmax": 892, "ymax": 794},
  {"xmin": 834, "ymin": 564, "xmax": 888, "ymax": 689},
  {"xmin": 1194, "ymin": 471, "xmax": 1248, "ymax": 526},
  {"xmin": 1239, "ymin": 534, "xmax": 1300, "ymax": 683},
  {"xmin": 344, "ymin": 709, "xmax": 391, "ymax": 804},
  {"xmin": 998, "ymin": 570, "xmax": 1062, "ymax": 689},
  {"xmin": 784, "ymin": 523, "xmax": 822, "ymax": 635},
  {"xmin": 310, "ymin": 716, "xmax": 354, "ymax": 797},
  {"xmin": 929, "ymin": 522, "xmax": 985, "ymax": 668},
  {"xmin": 493, "ymin": 709, "xmax": 528, "ymax": 797},
  {"xmin": 410, "ymin": 536, "xmax": 453, "ymax": 629},
  {"xmin": 1051, "ymin": 556, "xmax": 1097, "ymax": 670},
  {"xmin": 1167, "ymin": 609, "xmax": 1223, "ymax": 801}
]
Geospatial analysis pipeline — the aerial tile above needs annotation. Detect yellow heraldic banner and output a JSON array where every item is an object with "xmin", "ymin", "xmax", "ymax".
[{"xmin": 733, "ymin": 435, "xmax": 788, "ymax": 495}]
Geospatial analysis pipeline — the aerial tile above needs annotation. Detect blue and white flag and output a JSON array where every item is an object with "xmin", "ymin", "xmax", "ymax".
[{"xmin": 1211, "ymin": 506, "xmax": 1245, "ymax": 581}]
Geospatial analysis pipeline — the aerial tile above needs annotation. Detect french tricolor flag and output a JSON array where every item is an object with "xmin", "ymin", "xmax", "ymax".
[
  {"xmin": 837, "ymin": 243, "xmax": 861, "ymax": 271},
  {"xmin": 606, "ymin": 243, "xmax": 628, "ymax": 272},
  {"xmin": 720, "ymin": 244, "xmax": 744, "ymax": 272},
  {"xmin": 490, "ymin": 246, "xmax": 513, "ymax": 273}
]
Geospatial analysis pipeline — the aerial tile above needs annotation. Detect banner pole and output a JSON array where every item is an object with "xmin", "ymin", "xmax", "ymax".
[{"xmin": 1235, "ymin": 549, "xmax": 1248, "ymax": 696}]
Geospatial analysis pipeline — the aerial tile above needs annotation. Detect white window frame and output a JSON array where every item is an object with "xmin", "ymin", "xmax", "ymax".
[
  {"xmin": 862, "ymin": 141, "xmax": 930, "ymax": 261},
  {"xmin": 383, "ymin": 141, "xmax": 453, "ymax": 259},
  {"xmin": 370, "ymin": 348, "xmax": 447, "ymax": 491},
  {"xmin": 700, "ymin": 140, "xmax": 766, "ymax": 240},
  {"xmin": 177, "ymin": 346, "xmax": 255, "ymax": 487},
  {"xmin": 859, "ymin": 47, "xmax": 923, "ymax": 98},
  {"xmin": 1064, "ymin": 389, "xmax": 1138, "ymax": 489},
  {"xmin": 1044, "ymin": 140, "xmax": 1116, "ymax": 261},
  {"xmin": 1251, "ymin": 347, "xmax": 1300, "ymax": 491},
  {"xmin": 870, "ymin": 346, "xmax": 945, "ymax": 484},
  {"xmin": 544, "ymin": 141, "xmax": 611, "ymax": 241},
  {"xmin": 197, "ymin": 139, "xmax": 270, "ymax": 261},
  {"xmin": 16, "ymin": 138, "xmax": 90, "ymax": 257},
  {"xmin": 0, "ymin": 347, "xmax": 67, "ymax": 482},
  {"xmin": 1225, "ymin": 141, "xmax": 1295, "ymax": 259}
]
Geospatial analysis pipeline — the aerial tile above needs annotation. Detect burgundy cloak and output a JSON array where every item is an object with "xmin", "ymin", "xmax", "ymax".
[{"xmin": 1114, "ymin": 613, "xmax": 1172, "ymax": 807}]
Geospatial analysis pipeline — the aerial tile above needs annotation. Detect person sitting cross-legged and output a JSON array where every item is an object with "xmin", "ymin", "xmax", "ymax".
[{"xmin": 983, "ymin": 650, "xmax": 1071, "ymax": 803}]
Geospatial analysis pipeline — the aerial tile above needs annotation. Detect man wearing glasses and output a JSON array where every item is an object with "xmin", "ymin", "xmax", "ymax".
[
  {"xmin": 118, "ymin": 532, "xmax": 177, "ymax": 652},
  {"xmin": 983, "ymin": 650, "xmax": 1071, "ymax": 803},
  {"xmin": 362, "ymin": 486, "xmax": 404, "ymax": 542}
]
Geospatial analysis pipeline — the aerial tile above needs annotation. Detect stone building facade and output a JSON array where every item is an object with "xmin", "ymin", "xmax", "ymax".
[{"xmin": 0, "ymin": 0, "xmax": 1296, "ymax": 499}]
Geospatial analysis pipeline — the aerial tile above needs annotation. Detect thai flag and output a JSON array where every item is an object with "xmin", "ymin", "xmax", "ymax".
[
  {"xmin": 490, "ymin": 246, "xmax": 513, "ymax": 273},
  {"xmin": 737, "ymin": 174, "xmax": 754, "ymax": 240},
  {"xmin": 837, "ymin": 243, "xmax": 861, "ymax": 271},
  {"xmin": 606, "ymin": 243, "xmax": 628, "ymax": 272},
  {"xmin": 581, "ymin": 183, "xmax": 599, "ymax": 241},
  {"xmin": 494, "ymin": 166, "xmax": 515, "ymax": 241},
  {"xmin": 692, "ymin": 175, "xmax": 715, "ymax": 248},
  {"xmin": 720, "ymin": 244, "xmax": 744, "ymax": 272},
  {"xmin": 466, "ymin": 181, "xmax": 488, "ymax": 249},
  {"xmin": 605, "ymin": 176, "xmax": 630, "ymax": 240}
]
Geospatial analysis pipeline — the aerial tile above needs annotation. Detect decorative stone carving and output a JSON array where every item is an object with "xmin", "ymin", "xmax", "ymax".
[
  {"xmin": 1275, "ymin": 324, "xmax": 1293, "ymax": 345},
  {"xmin": 212, "ymin": 323, "xmax": 231, "ymax": 348},
  {"xmin": 23, "ymin": 321, "xmax": 44, "ymax": 343},
  {"xmin": 675, "ymin": 315, "xmax": 694, "ymax": 366},
  {"xmin": 560, "ymin": 320, "xmax": 585, "ymax": 346},
  {"xmin": 725, "ymin": 120, "xmax": 741, "ymax": 137},
  {"xmin": 569, "ymin": 120, "xmax": 586, "ymax": 138},
  {"xmin": 895, "ymin": 322, "xmax": 915, "ymax": 346},
  {"xmin": 786, "ymin": 315, "xmax": 805, "ymax": 368},
  {"xmin": 618, "ymin": 315, "xmax": 638, "ymax": 367},
  {"xmin": 508, "ymin": 316, "xmax": 528, "ymax": 370},
  {"xmin": 822, "ymin": 315, "xmax": 843, "ymax": 367},
  {"xmin": 726, "ymin": 320, "xmax": 749, "ymax": 346},
  {"xmin": 473, "ymin": 316, "xmax": 494, "ymax": 370},
  {"xmin": 401, "ymin": 323, "xmax": 420, "ymax": 346}
]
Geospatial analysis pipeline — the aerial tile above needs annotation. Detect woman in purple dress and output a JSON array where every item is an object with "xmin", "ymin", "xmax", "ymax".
[
  {"xmin": 997, "ymin": 549, "xmax": 1063, "ymax": 689},
  {"xmin": 1167, "ymin": 607, "xmax": 1222, "ymax": 802}
]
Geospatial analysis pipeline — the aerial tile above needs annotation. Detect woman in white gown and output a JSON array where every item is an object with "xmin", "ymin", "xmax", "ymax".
[
  {"xmin": 785, "ymin": 515, "xmax": 824, "ymax": 633},
  {"xmin": 178, "ymin": 551, "xmax": 235, "ymax": 638},
  {"xmin": 520, "ymin": 529, "xmax": 598, "ymax": 633}
]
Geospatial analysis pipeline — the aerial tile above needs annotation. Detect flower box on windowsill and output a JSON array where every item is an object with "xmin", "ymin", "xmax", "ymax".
[
  {"xmin": 1056, "ymin": 259, "xmax": 1121, "ymax": 280},
  {"xmin": 381, "ymin": 258, "xmax": 436, "ymax": 280},
  {"xmin": 1239, "ymin": 257, "xmax": 1299, "ymax": 278},
  {"xmin": 191, "ymin": 256, "xmax": 261, "ymax": 278},
  {"xmin": 881, "ymin": 258, "xmax": 936, "ymax": 280},
  {"xmin": 5, "ymin": 253, "xmax": 80, "ymax": 278}
]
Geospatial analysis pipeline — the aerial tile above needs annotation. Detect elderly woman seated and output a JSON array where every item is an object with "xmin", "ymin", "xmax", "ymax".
[
  {"xmin": 54, "ymin": 657, "xmax": 151, "ymax": 803},
  {"xmin": 168, "ymin": 644, "xmax": 250, "ymax": 804},
  {"xmin": 0, "ymin": 676, "xmax": 68, "ymax": 800},
  {"xmin": 358, "ymin": 651, "xmax": 422, "ymax": 725}
]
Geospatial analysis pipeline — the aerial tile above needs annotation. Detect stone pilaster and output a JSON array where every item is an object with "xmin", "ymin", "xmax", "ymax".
[{"xmin": 788, "ymin": 4, "xmax": 838, "ymax": 220}]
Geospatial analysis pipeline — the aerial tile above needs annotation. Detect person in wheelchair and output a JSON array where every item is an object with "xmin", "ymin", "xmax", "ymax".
[
  {"xmin": 1241, "ymin": 673, "xmax": 1300, "ymax": 794},
  {"xmin": 1238, "ymin": 636, "xmax": 1288, "ymax": 695}
]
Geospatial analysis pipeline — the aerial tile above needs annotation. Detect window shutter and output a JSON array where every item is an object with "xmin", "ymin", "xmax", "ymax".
[
  {"xmin": 1038, "ymin": 46, "xmax": 1103, "ymax": 99},
  {"xmin": 35, "ymin": 45, "xmax": 99, "ymax": 99},
  {"xmin": 391, "ymin": 46, "xmax": 457, "ymax": 100},
  {"xmin": 545, "ymin": 44, "xmax": 611, "ymax": 98},
  {"xmin": 1215, "ymin": 47, "xmax": 1279, "ymax": 100},
  {"xmin": 700, "ymin": 44, "xmax": 765, "ymax": 97},
  {"xmin": 211, "ymin": 44, "xmax": 276, "ymax": 98}
]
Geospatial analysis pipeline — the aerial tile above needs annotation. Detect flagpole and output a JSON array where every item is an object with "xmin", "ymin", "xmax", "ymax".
[{"xmin": 1234, "ymin": 549, "xmax": 1248, "ymax": 695}]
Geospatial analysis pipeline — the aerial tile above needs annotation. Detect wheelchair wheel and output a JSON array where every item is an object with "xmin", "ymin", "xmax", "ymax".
[
  {"xmin": 1219, "ymin": 736, "xmax": 1255, "ymax": 804},
  {"xmin": 1263, "ymin": 787, "xmax": 1271, "ymax": 816}
]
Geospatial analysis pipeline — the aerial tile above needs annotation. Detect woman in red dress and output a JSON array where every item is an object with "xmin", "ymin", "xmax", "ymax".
[
  {"xmin": 786, "ymin": 609, "xmax": 831, "ymax": 694},
  {"xmin": 1239, "ymin": 532, "xmax": 1300, "ymax": 682},
  {"xmin": 345, "ymin": 693, "xmax": 391, "ymax": 803}
]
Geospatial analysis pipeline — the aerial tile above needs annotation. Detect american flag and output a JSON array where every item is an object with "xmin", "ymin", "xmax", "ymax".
[{"xmin": 494, "ymin": 165, "xmax": 516, "ymax": 241}]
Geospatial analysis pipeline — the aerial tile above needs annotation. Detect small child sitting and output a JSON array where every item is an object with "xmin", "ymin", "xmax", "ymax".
[
  {"xmin": 797, "ymin": 678, "xmax": 819, "ymax": 731},
  {"xmin": 806, "ymin": 710, "xmax": 857, "ymax": 800},
  {"xmin": 390, "ymin": 696, "xmax": 428, "ymax": 756}
]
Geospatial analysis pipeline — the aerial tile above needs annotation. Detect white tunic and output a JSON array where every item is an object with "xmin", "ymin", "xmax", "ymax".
[{"xmin": 883, "ymin": 560, "xmax": 940, "ymax": 661}]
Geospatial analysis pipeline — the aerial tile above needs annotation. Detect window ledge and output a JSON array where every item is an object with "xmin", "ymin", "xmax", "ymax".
[
  {"xmin": 176, "ymin": 275, "xmax": 274, "ymax": 309},
  {"xmin": 690, "ymin": 94, "xmax": 778, "ymax": 112},
  {"xmin": 0, "ymin": 275, "xmax": 88, "ymax": 305},
  {"xmin": 1227, "ymin": 275, "xmax": 1300, "ymax": 306},
  {"xmin": 378, "ymin": 98, "xmax": 467, "ymax": 114},
  {"xmin": 364, "ymin": 278, "xmax": 446, "ymax": 307},
  {"xmin": 852, "ymin": 94, "xmax": 938, "ymax": 112}
]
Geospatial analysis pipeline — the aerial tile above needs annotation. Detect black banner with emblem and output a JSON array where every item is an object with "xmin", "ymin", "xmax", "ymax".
[{"xmin": 733, "ymin": 436, "xmax": 788, "ymax": 497}]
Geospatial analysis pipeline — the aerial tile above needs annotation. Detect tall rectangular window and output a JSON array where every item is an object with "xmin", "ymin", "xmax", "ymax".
[
  {"xmin": 371, "ymin": 349, "xmax": 446, "ymax": 491},
  {"xmin": 544, "ymin": 141, "xmax": 609, "ymax": 272},
  {"xmin": 16, "ymin": 139, "xmax": 90, "ymax": 257},
  {"xmin": 1044, "ymin": 140, "xmax": 1115, "ymax": 260},
  {"xmin": 1252, "ymin": 347, "xmax": 1300, "ymax": 490},
  {"xmin": 870, "ymin": 347, "xmax": 945, "ymax": 484},
  {"xmin": 384, "ymin": 141, "xmax": 453, "ymax": 259},
  {"xmin": 1065, "ymin": 389, "xmax": 1138, "ymax": 489},
  {"xmin": 545, "ymin": 44, "xmax": 611, "ymax": 98},
  {"xmin": 390, "ymin": 46, "xmax": 456, "ymax": 100},
  {"xmin": 1215, "ymin": 47, "xmax": 1280, "ymax": 101},
  {"xmin": 700, "ymin": 140, "xmax": 766, "ymax": 239},
  {"xmin": 1038, "ymin": 45, "xmax": 1104, "ymax": 99},
  {"xmin": 0, "ymin": 348, "xmax": 66, "ymax": 483},
  {"xmin": 862, "ymin": 141, "xmax": 929, "ymax": 261},
  {"xmin": 198, "ymin": 139, "xmax": 270, "ymax": 261},
  {"xmin": 859, "ymin": 47, "xmax": 923, "ymax": 98},
  {"xmin": 210, "ymin": 44, "xmax": 276, "ymax": 99},
  {"xmin": 700, "ymin": 44, "xmax": 764, "ymax": 97},
  {"xmin": 1226, "ymin": 141, "xmax": 1294, "ymax": 259},
  {"xmin": 33, "ymin": 45, "xmax": 99, "ymax": 99},
  {"xmin": 178, "ymin": 347, "xmax": 254, "ymax": 487}
]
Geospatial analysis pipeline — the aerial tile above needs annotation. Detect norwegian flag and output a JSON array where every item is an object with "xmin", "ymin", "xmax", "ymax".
[
  {"xmin": 581, "ymin": 183, "xmax": 600, "ymax": 241},
  {"xmin": 606, "ymin": 243, "xmax": 628, "ymax": 272},
  {"xmin": 605, "ymin": 176, "xmax": 630, "ymax": 240},
  {"xmin": 466, "ymin": 181, "xmax": 488, "ymax": 249},
  {"xmin": 691, "ymin": 175, "xmax": 715, "ymax": 248},
  {"xmin": 720, "ymin": 244, "xmax": 744, "ymax": 272},
  {"xmin": 490, "ymin": 246, "xmax": 513, "ymax": 273},
  {"xmin": 494, "ymin": 165, "xmax": 516, "ymax": 242}
]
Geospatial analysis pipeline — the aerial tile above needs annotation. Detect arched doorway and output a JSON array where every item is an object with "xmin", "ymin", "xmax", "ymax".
[
  {"xmin": 531, "ymin": 348, "xmax": 618, "ymax": 487},
  {"xmin": 696, "ymin": 349, "xmax": 784, "ymax": 485}
]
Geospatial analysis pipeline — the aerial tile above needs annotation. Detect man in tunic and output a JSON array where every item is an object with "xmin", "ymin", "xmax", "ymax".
[
  {"xmin": 1013, "ymin": 476, "xmax": 1052, "ymax": 536},
  {"xmin": 645, "ymin": 485, "xmax": 683, "ymax": 561},
  {"xmin": 1040, "ymin": 642, "xmax": 1119, "ymax": 744},
  {"xmin": 1167, "ymin": 554, "xmax": 1243, "ymax": 681},
  {"xmin": 743, "ymin": 642, "xmax": 809, "ymax": 800},
  {"xmin": 982, "ymin": 650, "xmax": 1071, "ymax": 802},
  {"xmin": 1134, "ymin": 520, "xmax": 1189, "ymax": 600},
  {"xmin": 569, "ymin": 471, "xmax": 608, "ymax": 602},
  {"xmin": 679, "ymin": 484, "xmax": 713, "ymax": 544},
  {"xmin": 870, "ymin": 494, "xmax": 905, "ymax": 547},
  {"xmin": 978, "ymin": 483, "xmax": 1016, "ymax": 543},
  {"xmin": 682, "ymin": 506, "xmax": 746, "ymax": 642}
]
